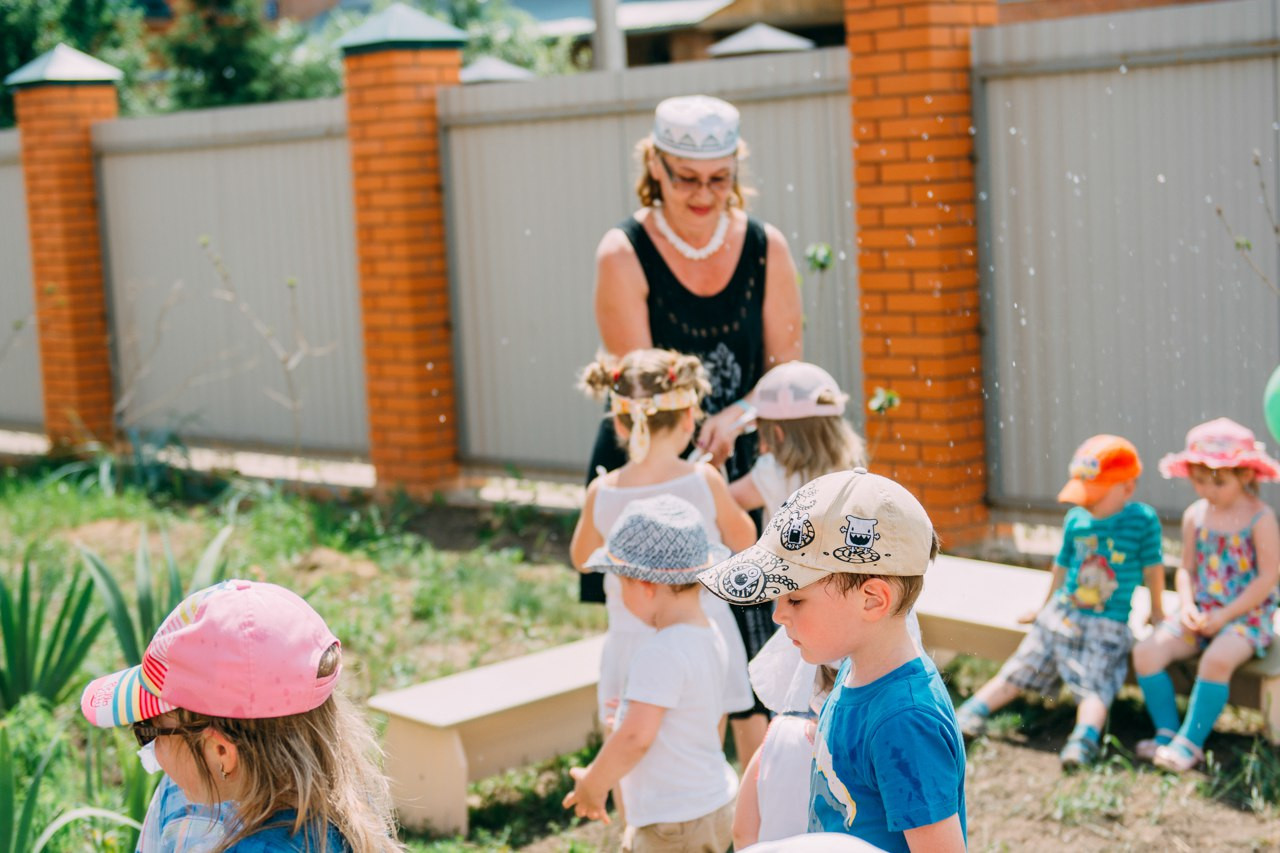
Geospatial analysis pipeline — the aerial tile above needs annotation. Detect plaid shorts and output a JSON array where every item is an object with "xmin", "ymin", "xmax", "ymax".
[{"xmin": 996, "ymin": 597, "xmax": 1134, "ymax": 706}]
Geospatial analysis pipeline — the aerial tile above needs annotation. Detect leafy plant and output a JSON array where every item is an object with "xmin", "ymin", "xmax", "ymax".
[
  {"xmin": 0, "ymin": 728, "xmax": 59, "ymax": 853},
  {"xmin": 0, "ymin": 548, "xmax": 107, "ymax": 712},
  {"xmin": 81, "ymin": 523, "xmax": 233, "ymax": 666}
]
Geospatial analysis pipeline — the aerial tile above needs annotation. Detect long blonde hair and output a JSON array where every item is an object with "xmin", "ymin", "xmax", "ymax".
[
  {"xmin": 760, "ymin": 410, "xmax": 867, "ymax": 485},
  {"xmin": 174, "ymin": 645, "xmax": 402, "ymax": 853}
]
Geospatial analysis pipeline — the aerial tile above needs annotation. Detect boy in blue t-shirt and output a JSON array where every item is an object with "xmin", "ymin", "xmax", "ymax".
[
  {"xmin": 700, "ymin": 468, "xmax": 965, "ymax": 853},
  {"xmin": 955, "ymin": 434, "xmax": 1166, "ymax": 768}
]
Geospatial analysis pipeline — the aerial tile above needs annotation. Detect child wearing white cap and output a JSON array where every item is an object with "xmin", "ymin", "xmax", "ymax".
[
  {"xmin": 700, "ymin": 470, "xmax": 965, "ymax": 853},
  {"xmin": 565, "ymin": 494, "xmax": 740, "ymax": 852},
  {"xmin": 729, "ymin": 361, "xmax": 866, "ymax": 514}
]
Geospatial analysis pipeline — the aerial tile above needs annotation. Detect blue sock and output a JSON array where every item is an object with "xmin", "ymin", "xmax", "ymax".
[
  {"xmin": 1137, "ymin": 671, "xmax": 1181, "ymax": 738},
  {"xmin": 1070, "ymin": 723, "xmax": 1100, "ymax": 745},
  {"xmin": 1178, "ymin": 679, "xmax": 1230, "ymax": 750},
  {"xmin": 957, "ymin": 698, "xmax": 991, "ymax": 719}
]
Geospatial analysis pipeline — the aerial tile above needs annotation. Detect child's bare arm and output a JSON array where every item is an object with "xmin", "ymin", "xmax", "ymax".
[
  {"xmin": 562, "ymin": 701, "xmax": 665, "ymax": 822},
  {"xmin": 1176, "ymin": 507, "xmax": 1202, "ymax": 632},
  {"xmin": 728, "ymin": 472, "xmax": 765, "ymax": 513},
  {"xmin": 1143, "ymin": 563, "xmax": 1167, "ymax": 625},
  {"xmin": 732, "ymin": 742, "xmax": 764, "ymax": 850},
  {"xmin": 701, "ymin": 463, "xmax": 758, "ymax": 553},
  {"xmin": 568, "ymin": 481, "xmax": 603, "ymax": 572},
  {"xmin": 903, "ymin": 813, "xmax": 965, "ymax": 853}
]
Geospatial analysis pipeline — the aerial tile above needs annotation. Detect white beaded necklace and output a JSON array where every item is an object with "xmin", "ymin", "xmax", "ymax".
[{"xmin": 652, "ymin": 206, "xmax": 730, "ymax": 261}]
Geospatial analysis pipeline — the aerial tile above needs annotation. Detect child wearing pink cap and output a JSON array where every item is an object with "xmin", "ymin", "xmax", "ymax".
[
  {"xmin": 1133, "ymin": 418, "xmax": 1280, "ymax": 772},
  {"xmin": 727, "ymin": 361, "xmax": 866, "ymax": 514},
  {"xmin": 80, "ymin": 579, "xmax": 401, "ymax": 852}
]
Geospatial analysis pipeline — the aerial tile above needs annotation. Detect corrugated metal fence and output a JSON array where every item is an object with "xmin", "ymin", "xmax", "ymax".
[
  {"xmin": 93, "ymin": 97, "xmax": 369, "ymax": 454},
  {"xmin": 0, "ymin": 129, "xmax": 42, "ymax": 430},
  {"xmin": 975, "ymin": 0, "xmax": 1280, "ymax": 515},
  {"xmin": 440, "ymin": 47, "xmax": 859, "ymax": 473}
]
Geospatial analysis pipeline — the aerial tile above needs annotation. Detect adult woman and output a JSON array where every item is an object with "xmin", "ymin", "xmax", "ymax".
[{"xmin": 585, "ymin": 94, "xmax": 804, "ymax": 762}]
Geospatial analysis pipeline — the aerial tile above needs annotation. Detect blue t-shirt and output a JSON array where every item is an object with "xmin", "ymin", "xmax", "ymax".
[
  {"xmin": 809, "ymin": 656, "xmax": 966, "ymax": 852},
  {"xmin": 1056, "ymin": 501, "xmax": 1163, "ymax": 622}
]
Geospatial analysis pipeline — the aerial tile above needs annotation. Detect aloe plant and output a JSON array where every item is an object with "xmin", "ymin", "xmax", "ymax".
[
  {"xmin": 0, "ymin": 548, "xmax": 107, "ymax": 712},
  {"xmin": 82, "ymin": 523, "xmax": 233, "ymax": 666}
]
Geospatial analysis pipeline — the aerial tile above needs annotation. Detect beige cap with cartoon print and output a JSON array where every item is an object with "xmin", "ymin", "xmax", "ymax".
[{"xmin": 698, "ymin": 468, "xmax": 935, "ymax": 605}]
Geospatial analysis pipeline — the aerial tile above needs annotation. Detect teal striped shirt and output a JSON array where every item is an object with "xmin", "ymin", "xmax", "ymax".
[{"xmin": 1055, "ymin": 502, "xmax": 1163, "ymax": 623}]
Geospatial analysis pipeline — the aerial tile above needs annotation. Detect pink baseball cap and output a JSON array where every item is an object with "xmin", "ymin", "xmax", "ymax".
[
  {"xmin": 1158, "ymin": 417, "xmax": 1280, "ymax": 481},
  {"xmin": 81, "ymin": 580, "xmax": 340, "ymax": 727},
  {"xmin": 750, "ymin": 362, "xmax": 848, "ymax": 421}
]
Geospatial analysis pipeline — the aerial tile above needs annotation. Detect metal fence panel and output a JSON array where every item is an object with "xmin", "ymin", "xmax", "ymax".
[
  {"xmin": 976, "ymin": 1, "xmax": 1280, "ymax": 516},
  {"xmin": 94, "ymin": 98, "xmax": 368, "ymax": 455},
  {"xmin": 441, "ymin": 48, "xmax": 858, "ymax": 473},
  {"xmin": 0, "ymin": 129, "xmax": 42, "ymax": 430}
]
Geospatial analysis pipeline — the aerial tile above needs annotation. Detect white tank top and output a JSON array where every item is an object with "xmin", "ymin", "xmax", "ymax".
[{"xmin": 593, "ymin": 470, "xmax": 721, "ymax": 632}]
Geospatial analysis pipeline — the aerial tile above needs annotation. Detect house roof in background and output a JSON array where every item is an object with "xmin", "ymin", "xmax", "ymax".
[
  {"xmin": 512, "ymin": 0, "xmax": 733, "ymax": 38},
  {"xmin": 460, "ymin": 56, "xmax": 537, "ymax": 83},
  {"xmin": 707, "ymin": 22, "xmax": 814, "ymax": 56}
]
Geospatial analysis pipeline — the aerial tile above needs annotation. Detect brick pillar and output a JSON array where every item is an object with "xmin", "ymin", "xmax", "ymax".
[
  {"xmin": 846, "ymin": 1, "xmax": 997, "ymax": 543},
  {"xmin": 7, "ymin": 45, "xmax": 122, "ymax": 448},
  {"xmin": 338, "ymin": 4, "xmax": 466, "ymax": 498}
]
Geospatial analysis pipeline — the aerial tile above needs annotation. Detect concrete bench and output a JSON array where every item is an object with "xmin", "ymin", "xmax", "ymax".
[
  {"xmin": 916, "ymin": 555, "xmax": 1280, "ymax": 743},
  {"xmin": 369, "ymin": 634, "xmax": 606, "ymax": 835}
]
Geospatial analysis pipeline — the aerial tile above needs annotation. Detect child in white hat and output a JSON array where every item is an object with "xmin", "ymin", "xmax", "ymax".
[{"xmin": 565, "ymin": 494, "xmax": 739, "ymax": 852}]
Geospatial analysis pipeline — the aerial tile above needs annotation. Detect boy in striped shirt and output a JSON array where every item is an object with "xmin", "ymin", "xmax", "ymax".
[{"xmin": 954, "ymin": 434, "xmax": 1166, "ymax": 768}]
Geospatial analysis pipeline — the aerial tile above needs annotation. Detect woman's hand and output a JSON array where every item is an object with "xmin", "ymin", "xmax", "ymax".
[{"xmin": 697, "ymin": 406, "xmax": 749, "ymax": 467}]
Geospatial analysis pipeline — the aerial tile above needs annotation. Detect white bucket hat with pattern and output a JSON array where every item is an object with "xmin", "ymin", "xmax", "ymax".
[{"xmin": 587, "ymin": 494, "xmax": 730, "ymax": 584}]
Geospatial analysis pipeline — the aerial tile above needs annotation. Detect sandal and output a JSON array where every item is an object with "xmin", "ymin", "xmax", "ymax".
[
  {"xmin": 1059, "ymin": 735, "xmax": 1099, "ymax": 769},
  {"xmin": 1153, "ymin": 737, "xmax": 1204, "ymax": 773},
  {"xmin": 1136, "ymin": 729, "xmax": 1177, "ymax": 761}
]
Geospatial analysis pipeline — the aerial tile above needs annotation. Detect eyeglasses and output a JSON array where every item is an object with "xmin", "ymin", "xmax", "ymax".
[
  {"xmin": 132, "ymin": 720, "xmax": 209, "ymax": 747},
  {"xmin": 657, "ymin": 155, "xmax": 735, "ymax": 194}
]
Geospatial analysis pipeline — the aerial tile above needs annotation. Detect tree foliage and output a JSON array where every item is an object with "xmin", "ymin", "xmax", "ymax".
[
  {"xmin": 0, "ymin": 0, "xmax": 151, "ymax": 128},
  {"xmin": 159, "ymin": 0, "xmax": 343, "ymax": 110}
]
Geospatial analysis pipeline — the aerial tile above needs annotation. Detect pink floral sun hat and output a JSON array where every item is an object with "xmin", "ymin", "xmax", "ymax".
[{"xmin": 1158, "ymin": 417, "xmax": 1280, "ymax": 481}]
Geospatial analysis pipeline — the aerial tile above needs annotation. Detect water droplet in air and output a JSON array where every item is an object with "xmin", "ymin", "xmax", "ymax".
[
  {"xmin": 1008, "ymin": 127, "xmax": 1018, "ymax": 136},
  {"xmin": 1157, "ymin": 174, "xmax": 1166, "ymax": 184},
  {"xmin": 1118, "ymin": 64, "xmax": 1128, "ymax": 74}
]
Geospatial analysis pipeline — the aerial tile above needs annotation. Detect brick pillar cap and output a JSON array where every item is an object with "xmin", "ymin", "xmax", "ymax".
[
  {"xmin": 5, "ymin": 43, "xmax": 122, "ymax": 89},
  {"xmin": 336, "ymin": 2, "xmax": 467, "ymax": 55}
]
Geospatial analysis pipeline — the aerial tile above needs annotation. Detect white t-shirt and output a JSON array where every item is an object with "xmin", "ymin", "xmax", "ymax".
[
  {"xmin": 618, "ymin": 623, "xmax": 739, "ymax": 828},
  {"xmin": 749, "ymin": 453, "xmax": 805, "ymax": 514}
]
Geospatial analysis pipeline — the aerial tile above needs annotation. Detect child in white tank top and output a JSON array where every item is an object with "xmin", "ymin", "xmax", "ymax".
[{"xmin": 571, "ymin": 350, "xmax": 758, "ymax": 730}]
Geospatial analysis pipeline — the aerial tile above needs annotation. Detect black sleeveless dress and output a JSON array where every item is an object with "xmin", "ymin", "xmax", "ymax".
[{"xmin": 582, "ymin": 216, "xmax": 774, "ymax": 707}]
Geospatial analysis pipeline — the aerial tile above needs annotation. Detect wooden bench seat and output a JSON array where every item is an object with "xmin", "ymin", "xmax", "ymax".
[
  {"xmin": 369, "ymin": 634, "xmax": 606, "ymax": 834},
  {"xmin": 916, "ymin": 555, "xmax": 1280, "ymax": 742}
]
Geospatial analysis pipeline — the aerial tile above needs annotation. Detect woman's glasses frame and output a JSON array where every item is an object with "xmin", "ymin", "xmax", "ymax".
[{"xmin": 656, "ymin": 154, "xmax": 736, "ymax": 194}]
